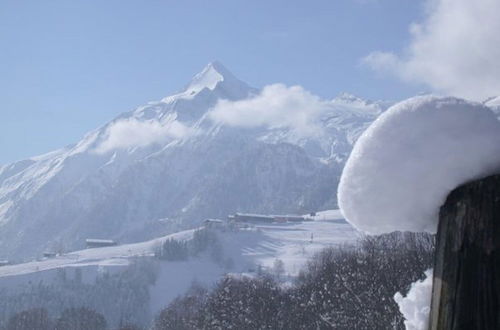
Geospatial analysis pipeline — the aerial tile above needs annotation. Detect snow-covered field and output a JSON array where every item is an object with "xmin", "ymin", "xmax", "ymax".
[
  {"xmin": 0, "ymin": 210, "xmax": 359, "ymax": 314},
  {"xmin": 0, "ymin": 229, "xmax": 195, "ymax": 279}
]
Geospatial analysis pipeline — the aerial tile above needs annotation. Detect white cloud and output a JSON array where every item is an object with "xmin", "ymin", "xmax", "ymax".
[
  {"xmin": 94, "ymin": 118, "xmax": 192, "ymax": 153},
  {"xmin": 208, "ymin": 84, "xmax": 329, "ymax": 136},
  {"xmin": 363, "ymin": 0, "xmax": 500, "ymax": 101}
]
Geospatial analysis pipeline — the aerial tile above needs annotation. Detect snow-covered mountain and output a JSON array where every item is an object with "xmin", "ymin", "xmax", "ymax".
[{"xmin": 0, "ymin": 62, "xmax": 385, "ymax": 260}]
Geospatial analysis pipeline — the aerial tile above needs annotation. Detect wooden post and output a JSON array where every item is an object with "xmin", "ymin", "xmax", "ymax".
[{"xmin": 429, "ymin": 174, "xmax": 500, "ymax": 329}]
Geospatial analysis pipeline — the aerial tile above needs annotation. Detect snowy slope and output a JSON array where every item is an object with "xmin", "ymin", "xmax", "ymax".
[
  {"xmin": 0, "ymin": 62, "xmax": 383, "ymax": 260},
  {"xmin": 485, "ymin": 95, "xmax": 500, "ymax": 117},
  {"xmin": 0, "ymin": 210, "xmax": 359, "ymax": 318}
]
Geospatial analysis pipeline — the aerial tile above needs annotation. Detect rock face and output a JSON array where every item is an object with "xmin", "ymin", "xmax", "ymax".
[{"xmin": 430, "ymin": 174, "xmax": 500, "ymax": 329}]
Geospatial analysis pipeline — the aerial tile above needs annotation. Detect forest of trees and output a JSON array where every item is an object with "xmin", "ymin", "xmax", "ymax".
[
  {"xmin": 0, "ymin": 259, "xmax": 157, "ymax": 329},
  {"xmin": 1, "ymin": 232, "xmax": 434, "ymax": 329},
  {"xmin": 154, "ymin": 232, "xmax": 434, "ymax": 330},
  {"xmin": 0, "ymin": 228, "xmax": 229, "ymax": 329},
  {"xmin": 2, "ymin": 306, "xmax": 143, "ymax": 330},
  {"xmin": 156, "ymin": 228, "xmax": 233, "ymax": 269}
]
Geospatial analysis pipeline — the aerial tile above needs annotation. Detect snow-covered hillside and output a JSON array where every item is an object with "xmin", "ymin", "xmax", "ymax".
[
  {"xmin": 485, "ymin": 96, "xmax": 500, "ymax": 117},
  {"xmin": 0, "ymin": 62, "xmax": 384, "ymax": 260},
  {"xmin": 0, "ymin": 210, "xmax": 359, "ymax": 322}
]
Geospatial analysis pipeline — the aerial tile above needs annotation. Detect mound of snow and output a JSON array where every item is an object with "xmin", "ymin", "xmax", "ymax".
[
  {"xmin": 338, "ymin": 96, "xmax": 500, "ymax": 234},
  {"xmin": 394, "ymin": 269, "xmax": 433, "ymax": 330}
]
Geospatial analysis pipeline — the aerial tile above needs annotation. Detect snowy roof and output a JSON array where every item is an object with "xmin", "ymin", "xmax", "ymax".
[
  {"xmin": 234, "ymin": 213, "xmax": 274, "ymax": 219},
  {"xmin": 274, "ymin": 215, "xmax": 305, "ymax": 219},
  {"xmin": 204, "ymin": 219, "xmax": 224, "ymax": 223},
  {"xmin": 85, "ymin": 239, "xmax": 116, "ymax": 244},
  {"xmin": 338, "ymin": 96, "xmax": 500, "ymax": 234}
]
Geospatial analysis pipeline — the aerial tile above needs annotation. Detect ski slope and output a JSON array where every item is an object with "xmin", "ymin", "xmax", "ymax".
[{"xmin": 0, "ymin": 210, "xmax": 359, "ymax": 314}]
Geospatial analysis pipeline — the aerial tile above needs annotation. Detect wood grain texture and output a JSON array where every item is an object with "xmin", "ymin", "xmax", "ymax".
[{"xmin": 429, "ymin": 174, "xmax": 500, "ymax": 330}]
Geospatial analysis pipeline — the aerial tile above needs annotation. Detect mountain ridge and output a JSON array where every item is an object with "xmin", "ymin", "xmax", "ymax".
[{"xmin": 0, "ymin": 62, "xmax": 386, "ymax": 260}]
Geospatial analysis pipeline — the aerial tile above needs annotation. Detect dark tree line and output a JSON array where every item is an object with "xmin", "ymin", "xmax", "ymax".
[
  {"xmin": 3, "ymin": 307, "xmax": 108, "ymax": 330},
  {"xmin": 3, "ymin": 306, "xmax": 145, "ymax": 330},
  {"xmin": 154, "ymin": 232, "xmax": 434, "ymax": 330},
  {"xmin": 0, "ymin": 259, "xmax": 157, "ymax": 329},
  {"xmin": 156, "ymin": 228, "xmax": 231, "ymax": 268}
]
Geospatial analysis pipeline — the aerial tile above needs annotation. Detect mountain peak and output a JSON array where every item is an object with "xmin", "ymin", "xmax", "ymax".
[
  {"xmin": 185, "ymin": 61, "xmax": 237, "ymax": 94},
  {"xmin": 205, "ymin": 60, "xmax": 234, "ymax": 78},
  {"xmin": 334, "ymin": 92, "xmax": 366, "ymax": 103},
  {"xmin": 162, "ymin": 61, "xmax": 255, "ymax": 103}
]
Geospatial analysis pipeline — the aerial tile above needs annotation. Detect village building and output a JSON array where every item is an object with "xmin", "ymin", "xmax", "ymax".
[
  {"xmin": 43, "ymin": 251, "xmax": 57, "ymax": 258},
  {"xmin": 203, "ymin": 219, "xmax": 224, "ymax": 229},
  {"xmin": 85, "ymin": 239, "xmax": 118, "ymax": 249},
  {"xmin": 273, "ymin": 215, "xmax": 307, "ymax": 223},
  {"xmin": 230, "ymin": 213, "xmax": 275, "ymax": 223},
  {"xmin": 229, "ymin": 213, "xmax": 307, "ymax": 224}
]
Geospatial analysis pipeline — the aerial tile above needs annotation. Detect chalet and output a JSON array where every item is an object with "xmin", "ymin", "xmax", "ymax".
[
  {"xmin": 229, "ymin": 213, "xmax": 307, "ymax": 224},
  {"xmin": 231, "ymin": 213, "xmax": 275, "ymax": 223},
  {"xmin": 86, "ymin": 239, "xmax": 117, "ymax": 249},
  {"xmin": 43, "ymin": 251, "xmax": 57, "ymax": 258},
  {"xmin": 203, "ymin": 219, "xmax": 224, "ymax": 229},
  {"xmin": 273, "ymin": 215, "xmax": 306, "ymax": 223}
]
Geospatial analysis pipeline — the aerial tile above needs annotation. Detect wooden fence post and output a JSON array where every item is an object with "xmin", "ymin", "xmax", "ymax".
[{"xmin": 429, "ymin": 174, "xmax": 500, "ymax": 329}]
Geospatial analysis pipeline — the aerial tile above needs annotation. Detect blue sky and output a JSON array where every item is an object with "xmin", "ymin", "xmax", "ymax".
[{"xmin": 0, "ymin": 0, "xmax": 427, "ymax": 164}]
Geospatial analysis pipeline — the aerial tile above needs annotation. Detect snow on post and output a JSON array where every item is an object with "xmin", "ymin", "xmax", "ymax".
[
  {"xmin": 338, "ymin": 95, "xmax": 500, "ymax": 234},
  {"xmin": 394, "ymin": 269, "xmax": 433, "ymax": 330}
]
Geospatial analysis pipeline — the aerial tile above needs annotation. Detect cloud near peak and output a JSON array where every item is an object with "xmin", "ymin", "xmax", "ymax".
[
  {"xmin": 93, "ymin": 84, "xmax": 330, "ymax": 154},
  {"xmin": 94, "ymin": 118, "xmax": 192, "ymax": 154},
  {"xmin": 208, "ymin": 83, "xmax": 329, "ymax": 136}
]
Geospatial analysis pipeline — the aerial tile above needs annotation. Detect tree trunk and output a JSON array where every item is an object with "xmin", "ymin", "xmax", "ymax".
[{"xmin": 429, "ymin": 174, "xmax": 500, "ymax": 330}]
